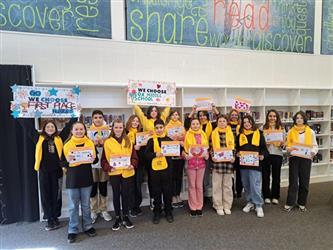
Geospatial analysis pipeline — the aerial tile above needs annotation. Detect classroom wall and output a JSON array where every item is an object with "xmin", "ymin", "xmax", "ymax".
[{"xmin": 0, "ymin": 0, "xmax": 332, "ymax": 89}]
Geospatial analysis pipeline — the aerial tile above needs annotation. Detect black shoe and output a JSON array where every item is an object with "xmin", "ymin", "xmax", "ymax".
[
  {"xmin": 136, "ymin": 207, "xmax": 143, "ymax": 216},
  {"xmin": 67, "ymin": 233, "xmax": 77, "ymax": 243},
  {"xmin": 190, "ymin": 210, "xmax": 197, "ymax": 217},
  {"xmin": 45, "ymin": 220, "xmax": 56, "ymax": 231},
  {"xmin": 129, "ymin": 210, "xmax": 137, "ymax": 218},
  {"xmin": 112, "ymin": 217, "xmax": 122, "ymax": 231},
  {"xmin": 123, "ymin": 216, "xmax": 134, "ymax": 229},
  {"xmin": 84, "ymin": 227, "xmax": 96, "ymax": 237},
  {"xmin": 177, "ymin": 201, "xmax": 184, "ymax": 208},
  {"xmin": 152, "ymin": 212, "xmax": 160, "ymax": 224},
  {"xmin": 165, "ymin": 212, "xmax": 174, "ymax": 223},
  {"xmin": 204, "ymin": 197, "xmax": 212, "ymax": 205},
  {"xmin": 54, "ymin": 218, "xmax": 60, "ymax": 227},
  {"xmin": 196, "ymin": 210, "xmax": 203, "ymax": 217}
]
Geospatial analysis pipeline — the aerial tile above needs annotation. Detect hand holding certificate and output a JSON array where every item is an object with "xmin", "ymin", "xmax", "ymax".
[
  {"xmin": 213, "ymin": 149, "xmax": 234, "ymax": 162},
  {"xmin": 239, "ymin": 151, "xmax": 259, "ymax": 167},
  {"xmin": 69, "ymin": 148, "xmax": 94, "ymax": 165},
  {"xmin": 290, "ymin": 143, "xmax": 313, "ymax": 159},
  {"xmin": 109, "ymin": 154, "xmax": 131, "ymax": 169},
  {"xmin": 161, "ymin": 141, "xmax": 180, "ymax": 157}
]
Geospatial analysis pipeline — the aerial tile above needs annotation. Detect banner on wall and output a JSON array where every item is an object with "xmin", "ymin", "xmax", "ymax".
[
  {"xmin": 321, "ymin": 0, "xmax": 333, "ymax": 55},
  {"xmin": 126, "ymin": 0, "xmax": 315, "ymax": 53},
  {"xmin": 10, "ymin": 85, "xmax": 81, "ymax": 118},
  {"xmin": 0, "ymin": 0, "xmax": 112, "ymax": 39},
  {"xmin": 127, "ymin": 80, "xmax": 176, "ymax": 106}
]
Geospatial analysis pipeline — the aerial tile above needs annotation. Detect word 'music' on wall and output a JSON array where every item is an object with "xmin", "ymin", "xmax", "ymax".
[
  {"xmin": 126, "ymin": 0, "xmax": 315, "ymax": 53},
  {"xmin": 0, "ymin": 0, "xmax": 111, "ymax": 38},
  {"xmin": 322, "ymin": 0, "xmax": 333, "ymax": 55}
]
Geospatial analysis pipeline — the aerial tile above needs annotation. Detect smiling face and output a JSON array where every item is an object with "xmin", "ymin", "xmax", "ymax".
[
  {"xmin": 171, "ymin": 111, "xmax": 180, "ymax": 122},
  {"xmin": 243, "ymin": 118, "xmax": 252, "ymax": 130},
  {"xmin": 131, "ymin": 117, "xmax": 140, "ymax": 129},
  {"xmin": 72, "ymin": 123, "xmax": 86, "ymax": 138},
  {"xmin": 92, "ymin": 114, "xmax": 104, "ymax": 127},
  {"xmin": 198, "ymin": 111, "xmax": 208, "ymax": 123},
  {"xmin": 268, "ymin": 111, "xmax": 277, "ymax": 125},
  {"xmin": 150, "ymin": 107, "xmax": 158, "ymax": 119},
  {"xmin": 191, "ymin": 119, "xmax": 201, "ymax": 131},
  {"xmin": 113, "ymin": 122, "xmax": 124, "ymax": 138},
  {"xmin": 230, "ymin": 111, "xmax": 239, "ymax": 122},
  {"xmin": 295, "ymin": 114, "xmax": 304, "ymax": 126},
  {"xmin": 155, "ymin": 124, "xmax": 165, "ymax": 136},
  {"xmin": 44, "ymin": 122, "xmax": 56, "ymax": 136},
  {"xmin": 217, "ymin": 117, "xmax": 228, "ymax": 129}
]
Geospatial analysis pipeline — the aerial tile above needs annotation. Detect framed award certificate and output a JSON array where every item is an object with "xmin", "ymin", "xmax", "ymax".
[
  {"xmin": 69, "ymin": 147, "xmax": 94, "ymax": 165},
  {"xmin": 290, "ymin": 143, "xmax": 313, "ymax": 159},
  {"xmin": 189, "ymin": 144, "xmax": 208, "ymax": 158},
  {"xmin": 213, "ymin": 149, "xmax": 234, "ymax": 162},
  {"xmin": 109, "ymin": 154, "xmax": 131, "ymax": 169},
  {"xmin": 161, "ymin": 141, "xmax": 180, "ymax": 157},
  {"xmin": 264, "ymin": 130, "xmax": 284, "ymax": 144},
  {"xmin": 87, "ymin": 128, "xmax": 110, "ymax": 141},
  {"xmin": 195, "ymin": 97, "xmax": 213, "ymax": 111},
  {"xmin": 136, "ymin": 132, "xmax": 151, "ymax": 146},
  {"xmin": 167, "ymin": 126, "xmax": 185, "ymax": 140},
  {"xmin": 239, "ymin": 151, "xmax": 259, "ymax": 167}
]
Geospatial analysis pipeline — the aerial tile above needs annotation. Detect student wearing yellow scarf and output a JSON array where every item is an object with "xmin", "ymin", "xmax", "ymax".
[
  {"xmin": 145, "ymin": 119, "xmax": 174, "ymax": 224},
  {"xmin": 210, "ymin": 115, "xmax": 235, "ymax": 216},
  {"xmin": 236, "ymin": 115, "xmax": 267, "ymax": 218},
  {"xmin": 165, "ymin": 110, "xmax": 186, "ymax": 208},
  {"xmin": 262, "ymin": 110, "xmax": 286, "ymax": 205},
  {"xmin": 284, "ymin": 111, "xmax": 318, "ymax": 213},
  {"xmin": 62, "ymin": 122, "xmax": 98, "ymax": 243},
  {"xmin": 87, "ymin": 110, "xmax": 112, "ymax": 223}
]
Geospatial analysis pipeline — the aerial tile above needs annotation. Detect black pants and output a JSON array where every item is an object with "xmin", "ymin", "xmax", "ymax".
[
  {"xmin": 91, "ymin": 181, "xmax": 108, "ymax": 197},
  {"xmin": 232, "ymin": 157, "xmax": 243, "ymax": 196},
  {"xmin": 172, "ymin": 159, "xmax": 184, "ymax": 196},
  {"xmin": 132, "ymin": 164, "xmax": 144, "ymax": 209},
  {"xmin": 286, "ymin": 157, "xmax": 312, "ymax": 206},
  {"xmin": 39, "ymin": 170, "xmax": 59, "ymax": 221},
  {"xmin": 151, "ymin": 168, "xmax": 172, "ymax": 213},
  {"xmin": 262, "ymin": 155, "xmax": 283, "ymax": 199},
  {"xmin": 110, "ymin": 175, "xmax": 133, "ymax": 217}
]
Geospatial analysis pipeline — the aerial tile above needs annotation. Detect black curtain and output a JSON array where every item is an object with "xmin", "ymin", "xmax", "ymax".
[{"xmin": 0, "ymin": 65, "xmax": 39, "ymax": 224}]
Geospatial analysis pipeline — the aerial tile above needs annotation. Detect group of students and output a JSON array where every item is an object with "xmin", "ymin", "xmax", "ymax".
[{"xmin": 31, "ymin": 104, "xmax": 318, "ymax": 243}]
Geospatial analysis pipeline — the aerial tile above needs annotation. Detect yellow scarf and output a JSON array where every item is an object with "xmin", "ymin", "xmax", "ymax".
[
  {"xmin": 127, "ymin": 127, "xmax": 138, "ymax": 145},
  {"xmin": 63, "ymin": 136, "xmax": 96, "ymax": 167},
  {"xmin": 184, "ymin": 128, "xmax": 208, "ymax": 153},
  {"xmin": 201, "ymin": 121, "xmax": 213, "ymax": 139},
  {"xmin": 34, "ymin": 135, "xmax": 63, "ymax": 171},
  {"xmin": 287, "ymin": 125, "xmax": 313, "ymax": 147},
  {"xmin": 211, "ymin": 126, "xmax": 235, "ymax": 150},
  {"xmin": 239, "ymin": 129, "xmax": 260, "ymax": 147},
  {"xmin": 152, "ymin": 132, "xmax": 168, "ymax": 171},
  {"xmin": 229, "ymin": 121, "xmax": 240, "ymax": 135},
  {"xmin": 104, "ymin": 137, "xmax": 134, "ymax": 178},
  {"xmin": 165, "ymin": 119, "xmax": 185, "ymax": 139}
]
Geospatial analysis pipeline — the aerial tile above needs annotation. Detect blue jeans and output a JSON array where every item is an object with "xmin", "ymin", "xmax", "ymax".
[
  {"xmin": 240, "ymin": 169, "xmax": 263, "ymax": 207},
  {"xmin": 67, "ymin": 186, "xmax": 93, "ymax": 234}
]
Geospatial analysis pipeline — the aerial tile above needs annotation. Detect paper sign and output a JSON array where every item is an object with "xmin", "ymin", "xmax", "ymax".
[
  {"xmin": 290, "ymin": 143, "xmax": 313, "ymax": 159},
  {"xmin": 167, "ymin": 126, "xmax": 185, "ymax": 140},
  {"xmin": 264, "ymin": 130, "xmax": 284, "ymax": 144},
  {"xmin": 109, "ymin": 154, "xmax": 131, "ymax": 169},
  {"xmin": 127, "ymin": 80, "xmax": 176, "ymax": 106},
  {"xmin": 232, "ymin": 97, "xmax": 251, "ymax": 113},
  {"xmin": 161, "ymin": 141, "xmax": 180, "ymax": 156},
  {"xmin": 213, "ymin": 149, "xmax": 234, "ymax": 162},
  {"xmin": 136, "ymin": 132, "xmax": 151, "ymax": 146},
  {"xmin": 87, "ymin": 128, "xmax": 110, "ymax": 141},
  {"xmin": 69, "ymin": 147, "xmax": 94, "ymax": 165},
  {"xmin": 239, "ymin": 151, "xmax": 259, "ymax": 166},
  {"xmin": 189, "ymin": 144, "xmax": 208, "ymax": 158},
  {"xmin": 10, "ymin": 85, "xmax": 81, "ymax": 118},
  {"xmin": 195, "ymin": 97, "xmax": 213, "ymax": 111}
]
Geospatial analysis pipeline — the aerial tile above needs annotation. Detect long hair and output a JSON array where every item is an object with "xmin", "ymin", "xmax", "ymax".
[
  {"xmin": 65, "ymin": 121, "xmax": 88, "ymax": 143},
  {"xmin": 147, "ymin": 106, "xmax": 160, "ymax": 119},
  {"xmin": 111, "ymin": 118, "xmax": 131, "ymax": 148},
  {"xmin": 216, "ymin": 114, "xmax": 229, "ymax": 127},
  {"xmin": 227, "ymin": 109, "xmax": 240, "ymax": 124},
  {"xmin": 263, "ymin": 109, "xmax": 283, "ymax": 130},
  {"xmin": 197, "ymin": 110, "xmax": 210, "ymax": 122},
  {"xmin": 293, "ymin": 111, "xmax": 308, "ymax": 126},
  {"xmin": 41, "ymin": 120, "xmax": 59, "ymax": 138},
  {"xmin": 239, "ymin": 114, "xmax": 257, "ymax": 133},
  {"xmin": 125, "ymin": 115, "xmax": 142, "ymax": 132},
  {"xmin": 167, "ymin": 109, "xmax": 181, "ymax": 124}
]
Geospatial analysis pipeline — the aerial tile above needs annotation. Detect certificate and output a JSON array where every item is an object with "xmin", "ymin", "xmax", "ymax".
[
  {"xmin": 239, "ymin": 151, "xmax": 259, "ymax": 167},
  {"xmin": 87, "ymin": 128, "xmax": 110, "ymax": 141},
  {"xmin": 161, "ymin": 141, "xmax": 180, "ymax": 157},
  {"xmin": 189, "ymin": 144, "xmax": 208, "ymax": 158},
  {"xmin": 109, "ymin": 154, "xmax": 131, "ymax": 169},
  {"xmin": 213, "ymin": 149, "xmax": 234, "ymax": 162},
  {"xmin": 264, "ymin": 130, "xmax": 284, "ymax": 144},
  {"xmin": 167, "ymin": 126, "xmax": 185, "ymax": 139},
  {"xmin": 290, "ymin": 143, "xmax": 313, "ymax": 159},
  {"xmin": 195, "ymin": 97, "xmax": 213, "ymax": 111},
  {"xmin": 69, "ymin": 147, "xmax": 94, "ymax": 165},
  {"xmin": 136, "ymin": 132, "xmax": 151, "ymax": 146}
]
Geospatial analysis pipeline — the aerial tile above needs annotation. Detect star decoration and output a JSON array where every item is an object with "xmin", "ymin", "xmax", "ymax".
[
  {"xmin": 72, "ymin": 86, "xmax": 81, "ymax": 95},
  {"xmin": 10, "ymin": 84, "xmax": 19, "ymax": 93},
  {"xmin": 11, "ymin": 110, "xmax": 20, "ymax": 119},
  {"xmin": 48, "ymin": 88, "xmax": 58, "ymax": 96}
]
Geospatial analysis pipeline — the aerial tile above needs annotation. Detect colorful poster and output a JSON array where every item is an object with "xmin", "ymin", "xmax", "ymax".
[
  {"xmin": 195, "ymin": 98, "xmax": 213, "ymax": 111},
  {"xmin": 239, "ymin": 151, "xmax": 259, "ymax": 166},
  {"xmin": 322, "ymin": 0, "xmax": 333, "ymax": 55},
  {"xmin": 161, "ymin": 141, "xmax": 181, "ymax": 156},
  {"xmin": 290, "ymin": 143, "xmax": 313, "ymax": 159},
  {"xmin": 189, "ymin": 144, "xmax": 209, "ymax": 158},
  {"xmin": 10, "ymin": 85, "xmax": 81, "ymax": 118},
  {"xmin": 213, "ymin": 149, "xmax": 234, "ymax": 162},
  {"xmin": 264, "ymin": 130, "xmax": 284, "ymax": 144},
  {"xmin": 232, "ymin": 97, "xmax": 251, "ymax": 112},
  {"xmin": 69, "ymin": 148, "xmax": 94, "ymax": 165},
  {"xmin": 126, "ymin": 0, "xmax": 315, "ymax": 53},
  {"xmin": 109, "ymin": 154, "xmax": 131, "ymax": 169},
  {"xmin": 135, "ymin": 132, "xmax": 151, "ymax": 146},
  {"xmin": 167, "ymin": 125, "xmax": 185, "ymax": 140},
  {"xmin": 127, "ymin": 80, "xmax": 176, "ymax": 106}
]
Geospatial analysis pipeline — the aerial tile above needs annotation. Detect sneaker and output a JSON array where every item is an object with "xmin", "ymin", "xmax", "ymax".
[
  {"xmin": 84, "ymin": 227, "xmax": 96, "ymax": 237},
  {"xmin": 123, "ymin": 216, "xmax": 135, "ymax": 229},
  {"xmin": 129, "ymin": 210, "xmax": 137, "ymax": 218},
  {"xmin": 272, "ymin": 199, "xmax": 279, "ymax": 205},
  {"xmin": 196, "ymin": 210, "xmax": 203, "ymax": 217},
  {"xmin": 256, "ymin": 207, "xmax": 264, "ymax": 218},
  {"xmin": 112, "ymin": 217, "xmax": 122, "ymax": 231},
  {"xmin": 190, "ymin": 210, "xmax": 197, "ymax": 217},
  {"xmin": 91, "ymin": 212, "xmax": 98, "ymax": 224},
  {"xmin": 298, "ymin": 205, "xmax": 307, "ymax": 212},
  {"xmin": 177, "ymin": 201, "xmax": 184, "ymax": 208},
  {"xmin": 152, "ymin": 212, "xmax": 160, "ymax": 224},
  {"xmin": 224, "ymin": 209, "xmax": 232, "ymax": 215},
  {"xmin": 283, "ymin": 205, "xmax": 293, "ymax": 212},
  {"xmin": 216, "ymin": 209, "xmax": 225, "ymax": 216},
  {"xmin": 67, "ymin": 233, "xmax": 77, "ymax": 243},
  {"xmin": 150, "ymin": 199, "xmax": 154, "ymax": 211},
  {"xmin": 172, "ymin": 202, "xmax": 179, "ymax": 209},
  {"xmin": 264, "ymin": 198, "xmax": 271, "ymax": 204},
  {"xmin": 101, "ymin": 211, "xmax": 112, "ymax": 221},
  {"xmin": 45, "ymin": 221, "xmax": 56, "ymax": 231},
  {"xmin": 242, "ymin": 202, "xmax": 255, "ymax": 213},
  {"xmin": 165, "ymin": 212, "xmax": 174, "ymax": 223}
]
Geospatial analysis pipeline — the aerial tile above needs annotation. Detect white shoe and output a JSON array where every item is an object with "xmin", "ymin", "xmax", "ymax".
[
  {"xmin": 256, "ymin": 207, "xmax": 264, "ymax": 218},
  {"xmin": 271, "ymin": 199, "xmax": 279, "ymax": 205},
  {"xmin": 243, "ymin": 203, "xmax": 255, "ymax": 213},
  {"xmin": 264, "ymin": 198, "xmax": 271, "ymax": 204},
  {"xmin": 101, "ymin": 211, "xmax": 112, "ymax": 221},
  {"xmin": 224, "ymin": 209, "xmax": 231, "ymax": 215},
  {"xmin": 91, "ymin": 212, "xmax": 98, "ymax": 224},
  {"xmin": 216, "ymin": 209, "xmax": 225, "ymax": 216}
]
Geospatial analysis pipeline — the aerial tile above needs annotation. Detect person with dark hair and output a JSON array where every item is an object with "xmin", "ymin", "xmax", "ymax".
[
  {"xmin": 145, "ymin": 119, "xmax": 174, "ymax": 224},
  {"xmin": 101, "ymin": 119, "xmax": 138, "ymax": 230},
  {"xmin": 88, "ymin": 110, "xmax": 112, "ymax": 223},
  {"xmin": 284, "ymin": 111, "xmax": 318, "ymax": 212},
  {"xmin": 262, "ymin": 109, "xmax": 286, "ymax": 205},
  {"xmin": 236, "ymin": 115, "xmax": 267, "ymax": 218}
]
